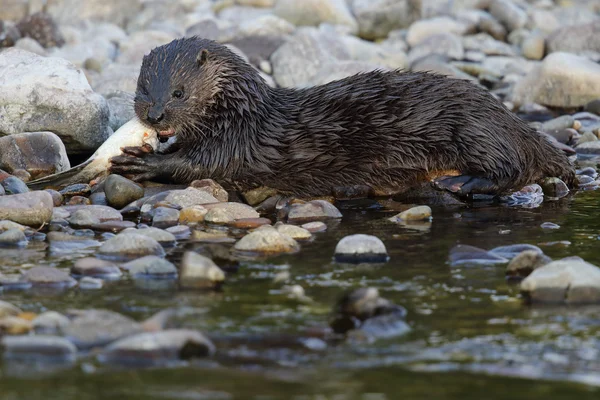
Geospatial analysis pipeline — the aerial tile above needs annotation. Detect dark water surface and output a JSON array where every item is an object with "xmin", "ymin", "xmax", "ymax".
[{"xmin": 2, "ymin": 190, "xmax": 600, "ymax": 399}]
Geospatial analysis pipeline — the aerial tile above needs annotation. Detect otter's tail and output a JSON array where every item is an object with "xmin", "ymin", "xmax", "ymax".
[
  {"xmin": 27, "ymin": 160, "xmax": 93, "ymax": 191},
  {"xmin": 534, "ymin": 131, "xmax": 576, "ymax": 187}
]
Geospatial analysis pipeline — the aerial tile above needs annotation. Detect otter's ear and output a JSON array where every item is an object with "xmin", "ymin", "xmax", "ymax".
[{"xmin": 197, "ymin": 49, "xmax": 209, "ymax": 67}]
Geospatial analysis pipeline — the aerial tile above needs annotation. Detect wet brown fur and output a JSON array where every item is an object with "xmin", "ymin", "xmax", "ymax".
[{"xmin": 110, "ymin": 37, "xmax": 575, "ymax": 198}]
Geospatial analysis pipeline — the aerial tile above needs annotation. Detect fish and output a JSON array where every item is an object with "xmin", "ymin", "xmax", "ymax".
[{"xmin": 27, "ymin": 118, "xmax": 159, "ymax": 190}]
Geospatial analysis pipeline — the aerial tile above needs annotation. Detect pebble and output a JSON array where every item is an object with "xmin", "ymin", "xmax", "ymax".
[
  {"xmin": 287, "ymin": 200, "xmax": 342, "ymax": 223},
  {"xmin": 152, "ymin": 207, "xmax": 180, "ymax": 229},
  {"xmin": 2, "ymin": 336, "xmax": 77, "ymax": 362},
  {"xmin": 123, "ymin": 256, "xmax": 178, "ymax": 280},
  {"xmin": 165, "ymin": 225, "xmax": 191, "ymax": 240},
  {"xmin": 124, "ymin": 227, "xmax": 177, "ymax": 246},
  {"xmin": 389, "ymin": 205, "xmax": 432, "ymax": 222},
  {"xmin": 0, "ymin": 228, "xmax": 28, "ymax": 246},
  {"xmin": 0, "ymin": 300, "xmax": 21, "ymax": 318},
  {"xmin": 45, "ymin": 189, "xmax": 63, "ymax": 207},
  {"xmin": 68, "ymin": 209, "xmax": 101, "ymax": 228},
  {"xmin": 302, "ymin": 221, "xmax": 327, "ymax": 233},
  {"xmin": 229, "ymin": 218, "xmax": 272, "ymax": 229},
  {"xmin": 47, "ymin": 231, "xmax": 101, "ymax": 253},
  {"xmin": 203, "ymin": 202, "xmax": 260, "ymax": 224},
  {"xmin": 104, "ymin": 174, "xmax": 144, "ymax": 209},
  {"xmin": 59, "ymin": 184, "xmax": 91, "ymax": 197},
  {"xmin": 79, "ymin": 277, "xmax": 104, "ymax": 290},
  {"xmin": 189, "ymin": 179, "xmax": 228, "ymax": 202},
  {"xmin": 334, "ymin": 234, "xmax": 389, "ymax": 264},
  {"xmin": 71, "ymin": 257, "xmax": 122, "ymax": 280},
  {"xmin": 98, "ymin": 330, "xmax": 215, "ymax": 366},
  {"xmin": 234, "ymin": 226, "xmax": 300, "ymax": 254},
  {"xmin": 0, "ymin": 191, "xmax": 54, "ymax": 226},
  {"xmin": 180, "ymin": 252, "xmax": 225, "ymax": 289},
  {"xmin": 23, "ymin": 266, "xmax": 77, "ymax": 289},
  {"xmin": 67, "ymin": 195, "xmax": 91, "ymax": 206},
  {"xmin": 97, "ymin": 233, "xmax": 165, "ymax": 261},
  {"xmin": 64, "ymin": 309, "xmax": 143, "ymax": 349},
  {"xmin": 521, "ymin": 258, "xmax": 600, "ymax": 304},
  {"xmin": 32, "ymin": 312, "xmax": 70, "ymax": 335},
  {"xmin": 62, "ymin": 205, "xmax": 122, "ymax": 222},
  {"xmin": 241, "ymin": 186, "xmax": 279, "ymax": 206},
  {"xmin": 449, "ymin": 244, "xmax": 509, "ymax": 266},
  {"xmin": 506, "ymin": 250, "xmax": 552, "ymax": 278},
  {"xmin": 275, "ymin": 223, "xmax": 312, "ymax": 240},
  {"xmin": 0, "ymin": 316, "xmax": 33, "ymax": 335},
  {"xmin": 89, "ymin": 192, "xmax": 108, "ymax": 206},
  {"xmin": 2, "ymin": 176, "xmax": 29, "ymax": 194},
  {"xmin": 91, "ymin": 220, "xmax": 137, "ymax": 233},
  {"xmin": 178, "ymin": 205, "xmax": 208, "ymax": 224}
]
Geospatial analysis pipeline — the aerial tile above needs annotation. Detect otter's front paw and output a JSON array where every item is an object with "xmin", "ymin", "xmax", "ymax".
[
  {"xmin": 432, "ymin": 175, "xmax": 499, "ymax": 198},
  {"xmin": 109, "ymin": 145, "xmax": 161, "ymax": 182}
]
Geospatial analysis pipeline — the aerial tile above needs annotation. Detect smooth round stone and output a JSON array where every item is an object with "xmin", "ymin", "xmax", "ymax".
[
  {"xmin": 47, "ymin": 231, "xmax": 101, "ymax": 253},
  {"xmin": 64, "ymin": 309, "xmax": 142, "ymax": 350},
  {"xmin": 506, "ymin": 250, "xmax": 552, "ymax": 278},
  {"xmin": 0, "ymin": 275, "xmax": 32, "ymax": 290},
  {"xmin": 180, "ymin": 252, "xmax": 225, "ymax": 289},
  {"xmin": 71, "ymin": 257, "xmax": 122, "ymax": 280},
  {"xmin": 2, "ymin": 335, "xmax": 77, "ymax": 361},
  {"xmin": 302, "ymin": 221, "xmax": 327, "ymax": 233},
  {"xmin": 204, "ymin": 202, "xmax": 260, "ymax": 224},
  {"xmin": 0, "ymin": 316, "xmax": 32, "ymax": 335},
  {"xmin": 91, "ymin": 220, "xmax": 136, "ymax": 233},
  {"xmin": 0, "ymin": 220, "xmax": 30, "ymax": 233},
  {"xmin": 0, "ymin": 228, "xmax": 27, "ymax": 246},
  {"xmin": 124, "ymin": 227, "xmax": 177, "ymax": 246},
  {"xmin": 89, "ymin": 191, "xmax": 108, "ymax": 206},
  {"xmin": 584, "ymin": 99, "xmax": 600, "ymax": 115},
  {"xmin": 0, "ymin": 191, "xmax": 54, "ymax": 226},
  {"xmin": 334, "ymin": 234, "xmax": 388, "ymax": 263},
  {"xmin": 59, "ymin": 184, "xmax": 91, "ymax": 197},
  {"xmin": 229, "ymin": 217, "xmax": 271, "ymax": 229},
  {"xmin": 2, "ymin": 176, "xmax": 29, "ymax": 194},
  {"xmin": 104, "ymin": 174, "xmax": 145, "ymax": 209},
  {"xmin": 67, "ymin": 209, "xmax": 101, "ymax": 228},
  {"xmin": 152, "ymin": 207, "xmax": 180, "ymax": 229},
  {"xmin": 287, "ymin": 200, "xmax": 342, "ymax": 223},
  {"xmin": 79, "ymin": 277, "xmax": 104, "ymax": 290},
  {"xmin": 489, "ymin": 244, "xmax": 543, "ymax": 258},
  {"xmin": 178, "ymin": 205, "xmax": 208, "ymax": 224},
  {"xmin": 23, "ymin": 266, "xmax": 77, "ymax": 288},
  {"xmin": 234, "ymin": 226, "xmax": 300, "ymax": 254},
  {"xmin": 98, "ymin": 330, "xmax": 216, "ymax": 366},
  {"xmin": 97, "ymin": 233, "xmax": 165, "ymax": 261},
  {"xmin": 540, "ymin": 177, "xmax": 570, "ymax": 198},
  {"xmin": 541, "ymin": 222, "xmax": 561, "ymax": 230},
  {"xmin": 62, "ymin": 205, "xmax": 122, "ymax": 222},
  {"xmin": 123, "ymin": 256, "xmax": 178, "ymax": 280},
  {"xmin": 165, "ymin": 225, "xmax": 191, "ymax": 240},
  {"xmin": 191, "ymin": 230, "xmax": 236, "ymax": 243},
  {"xmin": 389, "ymin": 206, "xmax": 432, "ymax": 222},
  {"xmin": 577, "ymin": 167, "xmax": 599, "ymax": 178},
  {"xmin": 190, "ymin": 179, "xmax": 228, "ymax": 202},
  {"xmin": 32, "ymin": 312, "xmax": 70, "ymax": 335},
  {"xmin": 241, "ymin": 186, "xmax": 279, "ymax": 206},
  {"xmin": 0, "ymin": 300, "xmax": 21, "ymax": 318},
  {"xmin": 67, "ymin": 195, "xmax": 91, "ymax": 205},
  {"xmin": 44, "ymin": 189, "xmax": 63, "ymax": 206},
  {"xmin": 275, "ymin": 223, "xmax": 312, "ymax": 240},
  {"xmin": 449, "ymin": 244, "xmax": 509, "ymax": 266}
]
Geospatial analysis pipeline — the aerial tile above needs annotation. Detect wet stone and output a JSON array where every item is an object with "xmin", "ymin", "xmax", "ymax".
[
  {"xmin": 0, "ymin": 191, "xmax": 54, "ymax": 226},
  {"xmin": 0, "ymin": 316, "xmax": 33, "ymax": 335},
  {"xmin": 32, "ymin": 312, "xmax": 70, "ymax": 335},
  {"xmin": 104, "ymin": 174, "xmax": 144, "ymax": 209},
  {"xmin": 79, "ymin": 277, "xmax": 104, "ymax": 290},
  {"xmin": 59, "ymin": 184, "xmax": 91, "ymax": 197},
  {"xmin": 302, "ymin": 221, "xmax": 327, "ymax": 233},
  {"xmin": 0, "ymin": 228, "xmax": 28, "ymax": 247},
  {"xmin": 98, "ymin": 233, "xmax": 165, "ymax": 261},
  {"xmin": 234, "ymin": 226, "xmax": 300, "ymax": 254},
  {"xmin": 89, "ymin": 192, "xmax": 108, "ymax": 206},
  {"xmin": 334, "ymin": 234, "xmax": 389, "ymax": 264},
  {"xmin": 275, "ymin": 223, "xmax": 312, "ymax": 240},
  {"xmin": 540, "ymin": 177, "xmax": 570, "ymax": 198},
  {"xmin": 178, "ymin": 205, "xmax": 208, "ymax": 224},
  {"xmin": 180, "ymin": 252, "xmax": 225, "ymax": 289},
  {"xmin": 64, "ymin": 309, "xmax": 143, "ymax": 350},
  {"xmin": 67, "ymin": 196, "xmax": 91, "ymax": 206},
  {"xmin": 191, "ymin": 230, "xmax": 236, "ymax": 243},
  {"xmin": 91, "ymin": 220, "xmax": 137, "ymax": 233},
  {"xmin": 71, "ymin": 258, "xmax": 122, "ymax": 280},
  {"xmin": 190, "ymin": 179, "xmax": 228, "ymax": 202},
  {"xmin": 229, "ymin": 217, "xmax": 272, "ymax": 229},
  {"xmin": 204, "ymin": 202, "xmax": 260, "ymax": 224},
  {"xmin": 62, "ymin": 205, "xmax": 122, "ymax": 222},
  {"xmin": 241, "ymin": 186, "xmax": 279, "ymax": 206},
  {"xmin": 152, "ymin": 207, "xmax": 180, "ymax": 229},
  {"xmin": 2, "ymin": 336, "xmax": 76, "ymax": 362},
  {"xmin": 0, "ymin": 300, "xmax": 21, "ymax": 318},
  {"xmin": 506, "ymin": 250, "xmax": 553, "ymax": 278},
  {"xmin": 47, "ymin": 231, "xmax": 100, "ymax": 253},
  {"xmin": 166, "ymin": 225, "xmax": 191, "ymax": 240},
  {"xmin": 449, "ymin": 244, "xmax": 509, "ymax": 266},
  {"xmin": 0, "ymin": 275, "xmax": 32, "ymax": 291},
  {"xmin": 2, "ymin": 176, "xmax": 29, "ymax": 194},
  {"xmin": 23, "ymin": 267, "xmax": 77, "ymax": 289},
  {"xmin": 45, "ymin": 189, "xmax": 63, "ymax": 207},
  {"xmin": 98, "ymin": 329, "xmax": 216, "ymax": 366},
  {"xmin": 123, "ymin": 256, "xmax": 178, "ymax": 280},
  {"xmin": 521, "ymin": 258, "xmax": 600, "ymax": 304},
  {"xmin": 541, "ymin": 222, "xmax": 561, "ymax": 230},
  {"xmin": 123, "ymin": 227, "xmax": 177, "ymax": 246},
  {"xmin": 389, "ymin": 205, "xmax": 432, "ymax": 222},
  {"xmin": 68, "ymin": 209, "xmax": 101, "ymax": 228},
  {"xmin": 287, "ymin": 200, "xmax": 343, "ymax": 223}
]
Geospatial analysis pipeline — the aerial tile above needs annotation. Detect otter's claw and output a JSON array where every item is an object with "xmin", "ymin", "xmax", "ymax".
[
  {"xmin": 109, "ymin": 146, "xmax": 159, "ymax": 182},
  {"xmin": 432, "ymin": 175, "xmax": 499, "ymax": 197}
]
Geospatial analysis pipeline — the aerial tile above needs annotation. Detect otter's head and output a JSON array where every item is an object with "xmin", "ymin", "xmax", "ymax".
[{"xmin": 134, "ymin": 37, "xmax": 245, "ymax": 142}]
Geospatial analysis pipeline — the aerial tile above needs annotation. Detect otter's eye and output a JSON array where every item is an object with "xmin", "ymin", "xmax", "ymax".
[{"xmin": 172, "ymin": 89, "xmax": 184, "ymax": 99}]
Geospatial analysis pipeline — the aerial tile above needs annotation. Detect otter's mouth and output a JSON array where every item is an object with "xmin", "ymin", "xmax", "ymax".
[{"xmin": 157, "ymin": 128, "xmax": 176, "ymax": 143}]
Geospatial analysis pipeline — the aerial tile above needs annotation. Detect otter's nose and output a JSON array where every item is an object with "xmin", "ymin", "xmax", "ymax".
[{"xmin": 147, "ymin": 107, "xmax": 165, "ymax": 124}]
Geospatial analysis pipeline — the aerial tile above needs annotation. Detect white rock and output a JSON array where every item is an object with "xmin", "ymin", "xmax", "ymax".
[
  {"xmin": 406, "ymin": 17, "xmax": 470, "ymax": 47},
  {"xmin": 274, "ymin": 0, "xmax": 357, "ymax": 31}
]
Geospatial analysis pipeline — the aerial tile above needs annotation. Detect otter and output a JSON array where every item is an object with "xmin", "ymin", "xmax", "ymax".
[{"xmin": 109, "ymin": 36, "xmax": 575, "ymax": 199}]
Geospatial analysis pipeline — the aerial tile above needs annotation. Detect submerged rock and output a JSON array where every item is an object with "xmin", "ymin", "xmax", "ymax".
[
  {"xmin": 449, "ymin": 245, "xmax": 508, "ymax": 266},
  {"xmin": 521, "ymin": 258, "xmax": 600, "ymax": 304},
  {"xmin": 98, "ymin": 233, "xmax": 165, "ymax": 261},
  {"xmin": 0, "ymin": 228, "xmax": 27, "ymax": 247},
  {"xmin": 0, "ymin": 300, "xmax": 21, "ymax": 318},
  {"xmin": 334, "ymin": 234, "xmax": 388, "ymax": 264},
  {"xmin": 32, "ymin": 312, "xmax": 70, "ymax": 335},
  {"xmin": 98, "ymin": 329, "xmax": 215, "ymax": 366},
  {"xmin": 123, "ymin": 256, "xmax": 178, "ymax": 280},
  {"xmin": 71, "ymin": 258, "xmax": 122, "ymax": 280},
  {"xmin": 506, "ymin": 250, "xmax": 552, "ymax": 278},
  {"xmin": 23, "ymin": 267, "xmax": 77, "ymax": 289},
  {"xmin": 180, "ymin": 252, "xmax": 225, "ymax": 289},
  {"xmin": 234, "ymin": 226, "xmax": 300, "ymax": 254},
  {"xmin": 64, "ymin": 309, "xmax": 143, "ymax": 350},
  {"xmin": 1, "ymin": 336, "xmax": 77, "ymax": 362}
]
